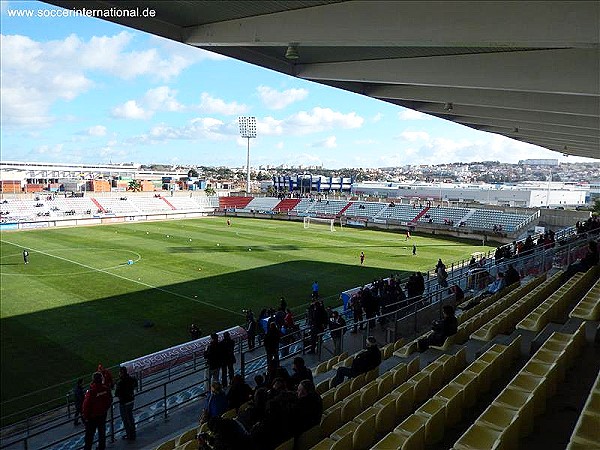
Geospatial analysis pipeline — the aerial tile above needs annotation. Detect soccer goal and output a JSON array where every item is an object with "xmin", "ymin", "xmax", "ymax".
[{"xmin": 303, "ymin": 216, "xmax": 340, "ymax": 231}]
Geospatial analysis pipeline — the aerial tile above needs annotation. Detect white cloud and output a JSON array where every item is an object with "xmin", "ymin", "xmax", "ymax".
[
  {"xmin": 36, "ymin": 143, "xmax": 63, "ymax": 155},
  {"xmin": 284, "ymin": 152, "xmax": 323, "ymax": 167},
  {"xmin": 198, "ymin": 93, "xmax": 248, "ymax": 115},
  {"xmin": 1, "ymin": 32, "xmax": 207, "ymax": 127},
  {"xmin": 133, "ymin": 117, "xmax": 229, "ymax": 143},
  {"xmin": 372, "ymin": 113, "xmax": 383, "ymax": 123},
  {"xmin": 311, "ymin": 136, "xmax": 337, "ymax": 148},
  {"xmin": 112, "ymin": 86, "xmax": 183, "ymax": 119},
  {"xmin": 285, "ymin": 107, "xmax": 364, "ymax": 135},
  {"xmin": 354, "ymin": 139, "xmax": 378, "ymax": 145},
  {"xmin": 399, "ymin": 131, "xmax": 430, "ymax": 142},
  {"xmin": 276, "ymin": 142, "xmax": 284, "ymax": 150},
  {"xmin": 88, "ymin": 125, "xmax": 107, "ymax": 136},
  {"xmin": 111, "ymin": 100, "xmax": 151, "ymax": 120},
  {"xmin": 398, "ymin": 109, "xmax": 431, "ymax": 120},
  {"xmin": 257, "ymin": 86, "xmax": 308, "ymax": 110}
]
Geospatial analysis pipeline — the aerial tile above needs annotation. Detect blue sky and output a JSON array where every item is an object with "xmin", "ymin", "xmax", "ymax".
[{"xmin": 0, "ymin": 1, "xmax": 593, "ymax": 169}]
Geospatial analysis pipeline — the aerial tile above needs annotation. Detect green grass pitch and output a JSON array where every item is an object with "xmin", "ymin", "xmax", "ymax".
[{"xmin": 0, "ymin": 217, "xmax": 494, "ymax": 418}]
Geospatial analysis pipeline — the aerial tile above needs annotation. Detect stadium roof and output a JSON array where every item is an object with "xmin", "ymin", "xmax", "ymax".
[{"xmin": 45, "ymin": 0, "xmax": 600, "ymax": 160}]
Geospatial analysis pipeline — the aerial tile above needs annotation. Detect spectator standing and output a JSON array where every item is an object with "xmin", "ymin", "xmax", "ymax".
[
  {"xmin": 189, "ymin": 323, "xmax": 201, "ymax": 340},
  {"xmin": 246, "ymin": 310, "xmax": 257, "ymax": 350},
  {"xmin": 204, "ymin": 333, "xmax": 222, "ymax": 392},
  {"xmin": 115, "ymin": 366, "xmax": 138, "ymax": 441},
  {"xmin": 73, "ymin": 378, "xmax": 84, "ymax": 426},
  {"xmin": 329, "ymin": 311, "xmax": 346, "ymax": 355},
  {"xmin": 264, "ymin": 322, "xmax": 280, "ymax": 365},
  {"xmin": 332, "ymin": 336, "xmax": 381, "ymax": 386},
  {"xmin": 226, "ymin": 375, "xmax": 253, "ymax": 411},
  {"xmin": 350, "ymin": 293, "xmax": 364, "ymax": 333},
  {"xmin": 311, "ymin": 281, "xmax": 319, "ymax": 299},
  {"xmin": 220, "ymin": 331, "xmax": 236, "ymax": 388},
  {"xmin": 97, "ymin": 364, "xmax": 114, "ymax": 390},
  {"xmin": 83, "ymin": 372, "xmax": 112, "ymax": 450}
]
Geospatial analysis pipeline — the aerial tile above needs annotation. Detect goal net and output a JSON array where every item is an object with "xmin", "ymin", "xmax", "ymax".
[{"xmin": 303, "ymin": 216, "xmax": 339, "ymax": 232}]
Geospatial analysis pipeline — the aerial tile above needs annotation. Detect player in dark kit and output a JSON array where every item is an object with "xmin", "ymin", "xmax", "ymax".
[
  {"xmin": 23, "ymin": 250, "xmax": 29, "ymax": 264},
  {"xmin": 360, "ymin": 251, "xmax": 365, "ymax": 265}
]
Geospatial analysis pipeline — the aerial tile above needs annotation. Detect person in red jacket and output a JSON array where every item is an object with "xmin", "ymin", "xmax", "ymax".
[{"xmin": 83, "ymin": 372, "xmax": 113, "ymax": 450}]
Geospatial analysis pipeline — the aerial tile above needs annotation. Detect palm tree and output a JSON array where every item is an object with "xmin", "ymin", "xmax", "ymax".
[{"xmin": 128, "ymin": 180, "xmax": 142, "ymax": 192}]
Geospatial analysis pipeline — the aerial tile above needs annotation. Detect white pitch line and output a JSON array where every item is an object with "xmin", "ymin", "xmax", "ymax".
[{"xmin": 1, "ymin": 239, "xmax": 243, "ymax": 316}]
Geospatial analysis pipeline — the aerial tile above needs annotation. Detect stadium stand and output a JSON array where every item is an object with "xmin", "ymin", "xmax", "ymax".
[
  {"xmin": 569, "ymin": 276, "xmax": 600, "ymax": 320},
  {"xmin": 566, "ymin": 368, "xmax": 600, "ymax": 449},
  {"xmin": 378, "ymin": 204, "xmax": 421, "ymax": 222},
  {"xmin": 163, "ymin": 196, "xmax": 204, "ymax": 210},
  {"xmin": 274, "ymin": 198, "xmax": 301, "ymax": 213},
  {"xmin": 309, "ymin": 200, "xmax": 350, "ymax": 217},
  {"xmin": 464, "ymin": 209, "xmax": 534, "ymax": 232},
  {"xmin": 218, "ymin": 196, "xmax": 253, "ymax": 210},
  {"xmin": 238, "ymin": 197, "xmax": 281, "ymax": 212},
  {"xmin": 128, "ymin": 196, "xmax": 173, "ymax": 213},
  {"xmin": 343, "ymin": 202, "xmax": 387, "ymax": 219},
  {"xmin": 292, "ymin": 198, "xmax": 317, "ymax": 215},
  {"xmin": 93, "ymin": 197, "xmax": 141, "ymax": 214},
  {"xmin": 418, "ymin": 206, "xmax": 471, "ymax": 226}
]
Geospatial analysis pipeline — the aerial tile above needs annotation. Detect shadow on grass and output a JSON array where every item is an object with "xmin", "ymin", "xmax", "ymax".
[{"xmin": 1, "ymin": 259, "xmax": 407, "ymax": 424}]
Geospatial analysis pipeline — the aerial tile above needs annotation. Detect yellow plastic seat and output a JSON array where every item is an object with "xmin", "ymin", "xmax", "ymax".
[
  {"xmin": 375, "ymin": 397, "xmax": 398, "ymax": 435},
  {"xmin": 394, "ymin": 414, "xmax": 427, "ymax": 449},
  {"xmin": 453, "ymin": 423, "xmax": 503, "ymax": 450},
  {"xmin": 377, "ymin": 371, "xmax": 395, "ymax": 397},
  {"xmin": 353, "ymin": 414, "xmax": 377, "ymax": 450},
  {"xmin": 341, "ymin": 391, "xmax": 362, "ymax": 422},
  {"xmin": 382, "ymin": 343, "xmax": 395, "ymax": 360},
  {"xmin": 365, "ymin": 367, "xmax": 379, "ymax": 384},
  {"xmin": 180, "ymin": 440, "xmax": 199, "ymax": 450},
  {"xmin": 425, "ymin": 361, "xmax": 445, "ymax": 395},
  {"xmin": 450, "ymin": 371, "xmax": 479, "ymax": 409},
  {"xmin": 435, "ymin": 383, "xmax": 464, "ymax": 427},
  {"xmin": 509, "ymin": 372, "xmax": 546, "ymax": 416},
  {"xmin": 334, "ymin": 380, "xmax": 351, "ymax": 403},
  {"xmin": 394, "ymin": 341, "xmax": 419, "ymax": 358},
  {"xmin": 314, "ymin": 361, "xmax": 329, "ymax": 376},
  {"xmin": 350, "ymin": 373, "xmax": 367, "ymax": 393},
  {"xmin": 360, "ymin": 381, "xmax": 380, "ymax": 409},
  {"xmin": 333, "ymin": 356, "xmax": 353, "ymax": 370},
  {"xmin": 415, "ymin": 397, "xmax": 446, "ymax": 445},
  {"xmin": 274, "ymin": 437, "xmax": 294, "ymax": 450},
  {"xmin": 571, "ymin": 411, "xmax": 600, "ymax": 446},
  {"xmin": 155, "ymin": 439, "xmax": 176, "ymax": 450},
  {"xmin": 393, "ymin": 383, "xmax": 415, "ymax": 420},
  {"xmin": 175, "ymin": 428, "xmax": 198, "ymax": 446},
  {"xmin": 532, "ymin": 348, "xmax": 565, "ymax": 382},
  {"xmin": 407, "ymin": 357, "xmax": 420, "ymax": 378},
  {"xmin": 465, "ymin": 360, "xmax": 493, "ymax": 394},
  {"xmin": 522, "ymin": 360, "xmax": 558, "ymax": 397},
  {"xmin": 316, "ymin": 379, "xmax": 331, "ymax": 395},
  {"xmin": 430, "ymin": 334, "xmax": 455, "ymax": 351},
  {"xmin": 394, "ymin": 338, "xmax": 407, "ymax": 351},
  {"xmin": 310, "ymin": 433, "xmax": 352, "ymax": 450},
  {"xmin": 454, "ymin": 347, "xmax": 467, "ymax": 372},
  {"xmin": 370, "ymin": 430, "xmax": 417, "ymax": 450},
  {"xmin": 476, "ymin": 404, "xmax": 520, "ymax": 450},
  {"xmin": 492, "ymin": 387, "xmax": 535, "ymax": 437},
  {"xmin": 321, "ymin": 403, "xmax": 343, "ymax": 437},
  {"xmin": 322, "ymin": 389, "xmax": 335, "ymax": 410},
  {"xmin": 407, "ymin": 371, "xmax": 430, "ymax": 407},
  {"xmin": 436, "ymin": 354, "xmax": 456, "ymax": 382},
  {"xmin": 295, "ymin": 424, "xmax": 321, "ymax": 450},
  {"xmin": 221, "ymin": 408, "xmax": 237, "ymax": 419},
  {"xmin": 392, "ymin": 363, "xmax": 408, "ymax": 386}
]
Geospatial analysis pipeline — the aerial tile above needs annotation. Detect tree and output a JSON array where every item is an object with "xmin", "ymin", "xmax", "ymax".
[
  {"xmin": 204, "ymin": 187, "xmax": 216, "ymax": 196},
  {"xmin": 188, "ymin": 168, "xmax": 199, "ymax": 178},
  {"xmin": 128, "ymin": 180, "xmax": 142, "ymax": 192},
  {"xmin": 593, "ymin": 198, "xmax": 600, "ymax": 216}
]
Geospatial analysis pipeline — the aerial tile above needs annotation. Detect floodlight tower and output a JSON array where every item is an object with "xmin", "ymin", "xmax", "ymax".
[{"xmin": 238, "ymin": 116, "xmax": 257, "ymax": 194}]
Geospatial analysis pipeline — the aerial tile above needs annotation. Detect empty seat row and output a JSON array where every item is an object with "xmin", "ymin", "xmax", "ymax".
[
  {"xmin": 312, "ymin": 349, "xmax": 468, "ymax": 450},
  {"xmin": 517, "ymin": 267, "xmax": 598, "ymax": 332},
  {"xmin": 470, "ymin": 271, "xmax": 564, "ymax": 342},
  {"xmin": 569, "ymin": 268, "xmax": 600, "ymax": 321},
  {"xmin": 372, "ymin": 337, "xmax": 520, "ymax": 450},
  {"xmin": 453, "ymin": 325, "xmax": 585, "ymax": 450},
  {"xmin": 566, "ymin": 367, "xmax": 600, "ymax": 449}
]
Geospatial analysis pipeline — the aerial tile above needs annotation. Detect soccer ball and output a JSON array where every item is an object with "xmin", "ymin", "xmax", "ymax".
[
  {"xmin": 189, "ymin": 239, "xmax": 192, "ymax": 242},
  {"xmin": 248, "ymin": 248, "xmax": 252, "ymax": 251},
  {"xmin": 217, "ymin": 243, "xmax": 220, "ymax": 246},
  {"xmin": 166, "ymin": 235, "xmax": 170, "ymax": 238}
]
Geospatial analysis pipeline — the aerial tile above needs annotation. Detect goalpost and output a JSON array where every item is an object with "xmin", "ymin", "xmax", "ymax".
[{"xmin": 303, "ymin": 216, "xmax": 341, "ymax": 231}]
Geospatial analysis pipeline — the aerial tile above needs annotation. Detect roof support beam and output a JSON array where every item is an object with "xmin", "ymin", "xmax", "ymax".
[
  {"xmin": 365, "ymin": 84, "xmax": 599, "ymax": 117},
  {"xmin": 185, "ymin": 1, "xmax": 599, "ymax": 48},
  {"xmin": 298, "ymin": 49, "xmax": 599, "ymax": 95},
  {"xmin": 449, "ymin": 116, "xmax": 599, "ymax": 136}
]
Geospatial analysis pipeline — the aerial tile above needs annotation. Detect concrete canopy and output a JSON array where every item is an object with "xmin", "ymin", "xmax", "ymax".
[{"xmin": 44, "ymin": 0, "xmax": 600, "ymax": 160}]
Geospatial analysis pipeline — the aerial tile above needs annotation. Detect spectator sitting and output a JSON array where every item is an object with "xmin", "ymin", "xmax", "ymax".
[
  {"xmin": 332, "ymin": 336, "xmax": 381, "ymax": 386},
  {"xmin": 504, "ymin": 264, "xmax": 521, "ymax": 286},
  {"xmin": 236, "ymin": 387, "xmax": 268, "ymax": 432},
  {"xmin": 227, "ymin": 375, "xmax": 253, "ymax": 411},
  {"xmin": 450, "ymin": 284, "xmax": 464, "ymax": 304},
  {"xmin": 198, "ymin": 416, "xmax": 254, "ymax": 450},
  {"xmin": 418, "ymin": 305, "xmax": 458, "ymax": 351},
  {"xmin": 485, "ymin": 272, "xmax": 506, "ymax": 295},
  {"xmin": 289, "ymin": 357, "xmax": 313, "ymax": 388},
  {"xmin": 564, "ymin": 240, "xmax": 599, "ymax": 279},
  {"xmin": 292, "ymin": 380, "xmax": 323, "ymax": 435},
  {"xmin": 201, "ymin": 382, "xmax": 228, "ymax": 424}
]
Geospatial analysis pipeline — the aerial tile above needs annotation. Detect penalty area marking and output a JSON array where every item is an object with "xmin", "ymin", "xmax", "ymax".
[{"xmin": 1, "ymin": 239, "xmax": 243, "ymax": 316}]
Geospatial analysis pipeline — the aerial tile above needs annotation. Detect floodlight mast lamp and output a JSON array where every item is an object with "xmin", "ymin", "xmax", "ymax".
[{"xmin": 238, "ymin": 116, "xmax": 257, "ymax": 194}]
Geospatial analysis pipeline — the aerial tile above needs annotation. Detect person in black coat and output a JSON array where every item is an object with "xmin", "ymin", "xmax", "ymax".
[
  {"xmin": 220, "ymin": 331, "xmax": 236, "ymax": 388},
  {"xmin": 289, "ymin": 357, "xmax": 313, "ymax": 388},
  {"xmin": 418, "ymin": 305, "xmax": 458, "ymax": 351},
  {"xmin": 293, "ymin": 380, "xmax": 323, "ymax": 435},
  {"xmin": 205, "ymin": 333, "xmax": 223, "ymax": 392},
  {"xmin": 332, "ymin": 336, "xmax": 381, "ymax": 386},
  {"xmin": 264, "ymin": 322, "xmax": 280, "ymax": 365}
]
